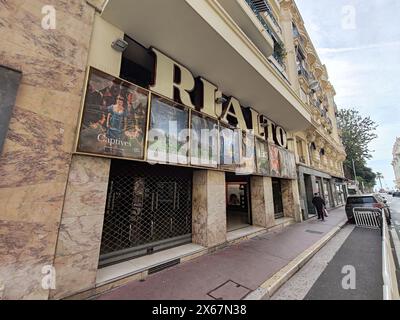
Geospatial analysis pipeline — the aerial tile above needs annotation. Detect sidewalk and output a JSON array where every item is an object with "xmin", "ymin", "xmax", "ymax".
[{"xmin": 95, "ymin": 208, "xmax": 347, "ymax": 300}]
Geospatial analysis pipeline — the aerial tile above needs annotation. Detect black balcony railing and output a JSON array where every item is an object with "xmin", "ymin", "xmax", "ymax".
[
  {"xmin": 245, "ymin": 0, "xmax": 286, "ymax": 68},
  {"xmin": 248, "ymin": 0, "xmax": 282, "ymax": 33},
  {"xmin": 297, "ymin": 63, "xmax": 309, "ymax": 80},
  {"xmin": 245, "ymin": 0, "xmax": 274, "ymax": 38}
]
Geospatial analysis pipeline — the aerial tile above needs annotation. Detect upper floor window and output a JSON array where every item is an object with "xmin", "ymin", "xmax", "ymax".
[{"xmin": 296, "ymin": 138, "xmax": 306, "ymax": 164}]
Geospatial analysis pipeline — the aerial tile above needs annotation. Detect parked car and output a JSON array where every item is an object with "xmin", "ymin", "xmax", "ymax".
[
  {"xmin": 345, "ymin": 194, "xmax": 391, "ymax": 225},
  {"xmin": 393, "ymin": 192, "xmax": 400, "ymax": 198}
]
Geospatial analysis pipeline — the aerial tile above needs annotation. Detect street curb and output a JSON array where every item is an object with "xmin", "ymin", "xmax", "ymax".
[
  {"xmin": 390, "ymin": 228, "xmax": 400, "ymax": 268},
  {"xmin": 244, "ymin": 219, "xmax": 348, "ymax": 300}
]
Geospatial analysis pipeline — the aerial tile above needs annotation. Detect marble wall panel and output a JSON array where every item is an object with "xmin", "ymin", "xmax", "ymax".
[
  {"xmin": 192, "ymin": 170, "xmax": 226, "ymax": 248},
  {"xmin": 251, "ymin": 176, "xmax": 275, "ymax": 228},
  {"xmin": 0, "ymin": 255, "xmax": 53, "ymax": 300},
  {"xmin": 192, "ymin": 171, "xmax": 208, "ymax": 246},
  {"xmin": 0, "ymin": 0, "xmax": 93, "ymax": 69},
  {"xmin": 282, "ymin": 179, "xmax": 302, "ymax": 222},
  {"xmin": 0, "ymin": 107, "xmax": 71, "ymax": 188},
  {"xmin": 0, "ymin": 0, "xmax": 97, "ymax": 300},
  {"xmin": 0, "ymin": 220, "xmax": 58, "ymax": 266},
  {"xmin": 51, "ymin": 155, "xmax": 110, "ymax": 299},
  {"xmin": 50, "ymin": 249, "xmax": 99, "ymax": 300}
]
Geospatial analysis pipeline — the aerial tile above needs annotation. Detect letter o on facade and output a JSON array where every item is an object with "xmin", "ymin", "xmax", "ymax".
[{"xmin": 275, "ymin": 126, "xmax": 287, "ymax": 148}]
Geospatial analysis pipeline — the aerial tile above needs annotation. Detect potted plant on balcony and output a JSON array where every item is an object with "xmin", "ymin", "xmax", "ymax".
[{"xmin": 274, "ymin": 41, "xmax": 287, "ymax": 66}]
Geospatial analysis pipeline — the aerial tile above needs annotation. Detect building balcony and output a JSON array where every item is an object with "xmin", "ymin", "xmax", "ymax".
[
  {"xmin": 297, "ymin": 63, "xmax": 310, "ymax": 82},
  {"xmin": 305, "ymin": 45, "xmax": 317, "ymax": 65},
  {"xmin": 219, "ymin": 0, "xmax": 275, "ymax": 58},
  {"xmin": 293, "ymin": 30, "xmax": 307, "ymax": 53},
  {"xmin": 313, "ymin": 62, "xmax": 324, "ymax": 78},
  {"xmin": 247, "ymin": 0, "xmax": 282, "ymax": 34},
  {"xmin": 298, "ymin": 155, "xmax": 307, "ymax": 165},
  {"xmin": 101, "ymin": 0, "xmax": 311, "ymax": 131}
]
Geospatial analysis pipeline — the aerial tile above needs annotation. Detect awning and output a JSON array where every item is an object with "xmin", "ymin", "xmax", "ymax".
[{"xmin": 102, "ymin": 0, "xmax": 311, "ymax": 131}]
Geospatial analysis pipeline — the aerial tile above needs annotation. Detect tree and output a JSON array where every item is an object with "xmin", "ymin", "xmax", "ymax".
[
  {"xmin": 376, "ymin": 172, "xmax": 384, "ymax": 190},
  {"xmin": 337, "ymin": 108, "xmax": 378, "ymax": 188}
]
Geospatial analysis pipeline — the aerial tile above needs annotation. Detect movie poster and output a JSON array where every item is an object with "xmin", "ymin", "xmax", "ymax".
[
  {"xmin": 277, "ymin": 148, "xmax": 297, "ymax": 179},
  {"xmin": 238, "ymin": 132, "xmax": 256, "ymax": 175},
  {"xmin": 279, "ymin": 148, "xmax": 289, "ymax": 178},
  {"xmin": 147, "ymin": 95, "xmax": 189, "ymax": 165},
  {"xmin": 190, "ymin": 112, "xmax": 218, "ymax": 168},
  {"xmin": 269, "ymin": 144, "xmax": 281, "ymax": 177},
  {"xmin": 219, "ymin": 126, "xmax": 241, "ymax": 171},
  {"xmin": 255, "ymin": 138, "xmax": 269, "ymax": 176},
  {"xmin": 77, "ymin": 68, "xmax": 148, "ymax": 159},
  {"xmin": 286, "ymin": 151, "xmax": 297, "ymax": 179}
]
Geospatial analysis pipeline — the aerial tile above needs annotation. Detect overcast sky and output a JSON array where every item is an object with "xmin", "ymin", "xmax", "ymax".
[{"xmin": 296, "ymin": 0, "xmax": 400, "ymax": 189}]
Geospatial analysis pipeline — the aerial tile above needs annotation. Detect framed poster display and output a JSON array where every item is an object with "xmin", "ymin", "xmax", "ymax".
[
  {"xmin": 269, "ymin": 144, "xmax": 281, "ymax": 177},
  {"xmin": 219, "ymin": 125, "xmax": 241, "ymax": 171},
  {"xmin": 190, "ymin": 111, "xmax": 219, "ymax": 168},
  {"xmin": 237, "ymin": 131, "xmax": 256, "ymax": 175},
  {"xmin": 147, "ymin": 94, "xmax": 189, "ymax": 165},
  {"xmin": 255, "ymin": 138, "xmax": 270, "ymax": 176},
  {"xmin": 77, "ymin": 67, "xmax": 148, "ymax": 159}
]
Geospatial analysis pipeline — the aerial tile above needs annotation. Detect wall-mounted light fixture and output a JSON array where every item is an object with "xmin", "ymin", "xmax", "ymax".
[
  {"xmin": 111, "ymin": 38, "xmax": 129, "ymax": 52},
  {"xmin": 215, "ymin": 97, "xmax": 227, "ymax": 105}
]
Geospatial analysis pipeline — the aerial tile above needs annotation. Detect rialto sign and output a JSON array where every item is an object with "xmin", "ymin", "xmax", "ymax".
[{"xmin": 150, "ymin": 48, "xmax": 288, "ymax": 149}]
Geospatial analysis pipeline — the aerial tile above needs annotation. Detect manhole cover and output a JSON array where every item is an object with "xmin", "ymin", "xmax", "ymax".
[
  {"xmin": 305, "ymin": 230, "xmax": 324, "ymax": 235},
  {"xmin": 208, "ymin": 281, "xmax": 251, "ymax": 300}
]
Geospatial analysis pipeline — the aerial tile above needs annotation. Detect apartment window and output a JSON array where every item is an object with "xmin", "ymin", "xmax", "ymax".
[
  {"xmin": 300, "ymin": 89, "xmax": 309, "ymax": 104},
  {"xmin": 296, "ymin": 138, "xmax": 306, "ymax": 164}
]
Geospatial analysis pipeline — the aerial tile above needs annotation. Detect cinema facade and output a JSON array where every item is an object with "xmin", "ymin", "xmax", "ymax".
[{"xmin": 0, "ymin": 0, "xmax": 346, "ymax": 299}]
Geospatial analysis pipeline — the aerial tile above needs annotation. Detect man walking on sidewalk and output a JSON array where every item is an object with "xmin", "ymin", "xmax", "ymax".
[{"xmin": 312, "ymin": 193, "xmax": 326, "ymax": 221}]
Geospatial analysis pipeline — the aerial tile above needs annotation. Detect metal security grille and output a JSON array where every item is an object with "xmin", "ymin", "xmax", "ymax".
[{"xmin": 99, "ymin": 160, "xmax": 192, "ymax": 267}]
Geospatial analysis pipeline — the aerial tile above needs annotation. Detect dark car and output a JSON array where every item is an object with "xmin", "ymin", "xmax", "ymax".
[
  {"xmin": 345, "ymin": 194, "xmax": 391, "ymax": 224},
  {"xmin": 393, "ymin": 192, "xmax": 400, "ymax": 197}
]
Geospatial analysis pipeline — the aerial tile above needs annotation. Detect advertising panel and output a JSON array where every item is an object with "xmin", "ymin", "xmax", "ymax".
[
  {"xmin": 77, "ymin": 68, "xmax": 148, "ymax": 159},
  {"xmin": 147, "ymin": 94, "xmax": 189, "ymax": 165}
]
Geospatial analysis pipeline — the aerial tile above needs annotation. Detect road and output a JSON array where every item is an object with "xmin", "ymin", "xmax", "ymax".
[
  {"xmin": 271, "ymin": 224, "xmax": 383, "ymax": 300},
  {"xmin": 272, "ymin": 196, "xmax": 400, "ymax": 300}
]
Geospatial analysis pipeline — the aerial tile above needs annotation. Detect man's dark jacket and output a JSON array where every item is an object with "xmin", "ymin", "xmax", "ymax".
[{"xmin": 312, "ymin": 196, "xmax": 326, "ymax": 210}]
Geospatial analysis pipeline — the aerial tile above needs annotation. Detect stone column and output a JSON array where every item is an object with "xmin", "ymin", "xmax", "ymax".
[
  {"xmin": 330, "ymin": 179, "xmax": 337, "ymax": 207},
  {"xmin": 279, "ymin": 4, "xmax": 299, "ymax": 93},
  {"xmin": 281, "ymin": 179, "xmax": 302, "ymax": 222},
  {"xmin": 297, "ymin": 171, "xmax": 307, "ymax": 220},
  {"xmin": 192, "ymin": 170, "xmax": 226, "ymax": 248},
  {"xmin": 50, "ymin": 155, "xmax": 110, "ymax": 299},
  {"xmin": 315, "ymin": 137, "xmax": 325, "ymax": 170},
  {"xmin": 311, "ymin": 175, "xmax": 318, "ymax": 194},
  {"xmin": 250, "ymin": 176, "xmax": 275, "ymax": 229}
]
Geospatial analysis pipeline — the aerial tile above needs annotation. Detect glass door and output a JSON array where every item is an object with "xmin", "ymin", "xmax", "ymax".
[
  {"xmin": 226, "ymin": 182, "xmax": 251, "ymax": 231},
  {"xmin": 272, "ymin": 179, "xmax": 284, "ymax": 219}
]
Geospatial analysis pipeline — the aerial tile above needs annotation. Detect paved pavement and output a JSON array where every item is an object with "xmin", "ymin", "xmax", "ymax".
[
  {"xmin": 96, "ymin": 208, "xmax": 347, "ymax": 300},
  {"xmin": 305, "ymin": 226, "xmax": 382, "ymax": 300}
]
